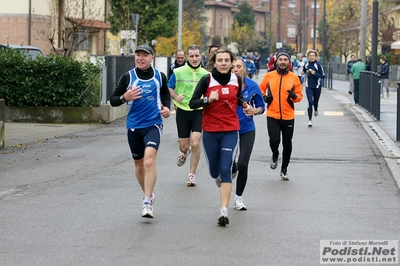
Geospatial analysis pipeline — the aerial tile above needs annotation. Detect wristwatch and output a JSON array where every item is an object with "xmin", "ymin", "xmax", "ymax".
[
  {"xmin": 203, "ymin": 97, "xmax": 209, "ymax": 105},
  {"xmin": 120, "ymin": 95, "xmax": 126, "ymax": 103}
]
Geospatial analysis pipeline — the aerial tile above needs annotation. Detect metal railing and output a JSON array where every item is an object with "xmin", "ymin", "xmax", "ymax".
[
  {"xmin": 359, "ymin": 71, "xmax": 381, "ymax": 120},
  {"xmin": 323, "ymin": 65, "xmax": 333, "ymax": 89}
]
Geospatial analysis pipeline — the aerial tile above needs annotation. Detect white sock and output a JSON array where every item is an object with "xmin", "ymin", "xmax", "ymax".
[{"xmin": 143, "ymin": 197, "xmax": 152, "ymax": 204}]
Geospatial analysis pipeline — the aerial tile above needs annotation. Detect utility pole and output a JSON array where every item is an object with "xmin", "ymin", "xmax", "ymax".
[
  {"xmin": 360, "ymin": 0, "xmax": 367, "ymax": 62},
  {"xmin": 178, "ymin": 0, "xmax": 182, "ymax": 50},
  {"xmin": 299, "ymin": 0, "xmax": 303, "ymax": 52},
  {"xmin": 278, "ymin": 0, "xmax": 282, "ymax": 42},
  {"xmin": 313, "ymin": 0, "xmax": 317, "ymax": 50},
  {"xmin": 322, "ymin": 0, "xmax": 326, "ymax": 64},
  {"xmin": 371, "ymin": 0, "xmax": 378, "ymax": 72},
  {"xmin": 269, "ymin": 0, "xmax": 272, "ymax": 54}
]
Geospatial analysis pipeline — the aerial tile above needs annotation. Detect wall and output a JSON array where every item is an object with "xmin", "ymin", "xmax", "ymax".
[{"xmin": 4, "ymin": 104, "xmax": 127, "ymax": 124}]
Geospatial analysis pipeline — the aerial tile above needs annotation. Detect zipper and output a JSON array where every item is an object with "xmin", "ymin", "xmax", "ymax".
[{"xmin": 279, "ymin": 75, "xmax": 283, "ymax": 120}]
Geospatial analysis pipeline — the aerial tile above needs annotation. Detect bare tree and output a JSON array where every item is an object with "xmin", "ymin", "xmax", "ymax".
[{"xmin": 34, "ymin": 0, "xmax": 104, "ymax": 57}]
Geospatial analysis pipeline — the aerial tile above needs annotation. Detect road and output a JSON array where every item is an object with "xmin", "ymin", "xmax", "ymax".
[{"xmin": 1, "ymin": 75, "xmax": 399, "ymax": 265}]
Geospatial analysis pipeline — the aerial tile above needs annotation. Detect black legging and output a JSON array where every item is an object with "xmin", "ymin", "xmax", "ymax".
[
  {"xmin": 267, "ymin": 117, "xmax": 295, "ymax": 170},
  {"xmin": 234, "ymin": 130, "xmax": 256, "ymax": 197}
]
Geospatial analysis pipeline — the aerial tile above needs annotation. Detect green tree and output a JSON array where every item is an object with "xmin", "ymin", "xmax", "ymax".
[
  {"xmin": 323, "ymin": 0, "xmax": 397, "ymax": 63},
  {"xmin": 172, "ymin": 0, "xmax": 208, "ymax": 49},
  {"xmin": 108, "ymin": 0, "xmax": 178, "ymax": 45},
  {"xmin": 234, "ymin": 1, "xmax": 255, "ymax": 28},
  {"xmin": 155, "ymin": 12, "xmax": 203, "ymax": 56},
  {"xmin": 229, "ymin": 21, "xmax": 256, "ymax": 53}
]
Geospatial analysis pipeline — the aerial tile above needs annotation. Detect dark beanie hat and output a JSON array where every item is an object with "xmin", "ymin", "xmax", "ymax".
[{"xmin": 276, "ymin": 51, "xmax": 291, "ymax": 60}]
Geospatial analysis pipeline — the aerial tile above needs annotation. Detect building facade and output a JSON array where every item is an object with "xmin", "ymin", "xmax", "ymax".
[
  {"xmin": 203, "ymin": 0, "xmax": 323, "ymax": 54},
  {"xmin": 0, "ymin": 0, "xmax": 110, "ymax": 57}
]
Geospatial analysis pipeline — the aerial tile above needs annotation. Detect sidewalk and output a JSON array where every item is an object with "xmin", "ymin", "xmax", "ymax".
[{"xmin": 3, "ymin": 122, "xmax": 103, "ymax": 148}]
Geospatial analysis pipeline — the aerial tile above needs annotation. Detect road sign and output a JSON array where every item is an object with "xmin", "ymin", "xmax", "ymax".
[
  {"xmin": 276, "ymin": 42, "xmax": 283, "ymax": 49},
  {"xmin": 120, "ymin": 30, "xmax": 136, "ymax": 40}
]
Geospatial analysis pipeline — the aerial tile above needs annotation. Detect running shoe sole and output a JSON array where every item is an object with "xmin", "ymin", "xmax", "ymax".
[
  {"xmin": 218, "ymin": 216, "xmax": 229, "ymax": 226},
  {"xmin": 234, "ymin": 205, "xmax": 247, "ymax": 211},
  {"xmin": 187, "ymin": 181, "xmax": 197, "ymax": 187},
  {"xmin": 280, "ymin": 173, "xmax": 290, "ymax": 181},
  {"xmin": 141, "ymin": 204, "xmax": 154, "ymax": 218}
]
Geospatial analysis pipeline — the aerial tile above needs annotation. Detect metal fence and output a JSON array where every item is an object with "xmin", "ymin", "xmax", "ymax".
[
  {"xmin": 323, "ymin": 65, "xmax": 333, "ymax": 89},
  {"xmin": 359, "ymin": 71, "xmax": 381, "ymax": 120}
]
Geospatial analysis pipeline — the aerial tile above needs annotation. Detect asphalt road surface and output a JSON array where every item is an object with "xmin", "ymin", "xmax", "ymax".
[{"xmin": 1, "ymin": 85, "xmax": 399, "ymax": 265}]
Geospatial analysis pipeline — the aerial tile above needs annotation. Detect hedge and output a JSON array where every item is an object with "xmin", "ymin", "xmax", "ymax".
[{"xmin": 0, "ymin": 48, "xmax": 101, "ymax": 107}]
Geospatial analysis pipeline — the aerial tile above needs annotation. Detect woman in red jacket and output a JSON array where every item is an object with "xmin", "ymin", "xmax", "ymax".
[
  {"xmin": 190, "ymin": 49, "xmax": 249, "ymax": 226},
  {"xmin": 260, "ymin": 50, "xmax": 303, "ymax": 181}
]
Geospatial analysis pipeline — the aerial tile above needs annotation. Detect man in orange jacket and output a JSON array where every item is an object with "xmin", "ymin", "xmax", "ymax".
[{"xmin": 260, "ymin": 50, "xmax": 303, "ymax": 181}]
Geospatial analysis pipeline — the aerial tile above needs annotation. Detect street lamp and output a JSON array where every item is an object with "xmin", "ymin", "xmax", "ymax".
[{"xmin": 130, "ymin": 13, "xmax": 140, "ymax": 48}]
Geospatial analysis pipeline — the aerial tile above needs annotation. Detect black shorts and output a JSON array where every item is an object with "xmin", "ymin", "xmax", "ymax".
[
  {"xmin": 127, "ymin": 125, "xmax": 163, "ymax": 160},
  {"xmin": 175, "ymin": 108, "xmax": 202, "ymax": 138}
]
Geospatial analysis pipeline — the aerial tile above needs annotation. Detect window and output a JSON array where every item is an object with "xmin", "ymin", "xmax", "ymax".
[
  {"xmin": 74, "ymin": 31, "xmax": 89, "ymax": 51},
  {"xmin": 310, "ymin": 27, "xmax": 319, "ymax": 38},
  {"xmin": 287, "ymin": 25, "xmax": 296, "ymax": 38},
  {"xmin": 288, "ymin": 3, "xmax": 296, "ymax": 14},
  {"xmin": 311, "ymin": 3, "xmax": 320, "ymax": 16}
]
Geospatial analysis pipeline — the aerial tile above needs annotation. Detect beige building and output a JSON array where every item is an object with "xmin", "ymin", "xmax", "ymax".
[
  {"xmin": 204, "ymin": 0, "xmax": 323, "ymax": 54},
  {"xmin": 0, "ymin": 0, "xmax": 110, "ymax": 57},
  {"xmin": 204, "ymin": 0, "xmax": 268, "ymax": 50}
]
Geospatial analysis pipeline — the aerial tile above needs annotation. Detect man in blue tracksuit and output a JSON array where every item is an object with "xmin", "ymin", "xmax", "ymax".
[{"xmin": 244, "ymin": 56, "xmax": 256, "ymax": 79}]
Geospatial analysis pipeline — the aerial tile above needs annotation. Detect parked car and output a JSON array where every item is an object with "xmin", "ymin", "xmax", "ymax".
[{"xmin": 0, "ymin": 44, "xmax": 44, "ymax": 59}]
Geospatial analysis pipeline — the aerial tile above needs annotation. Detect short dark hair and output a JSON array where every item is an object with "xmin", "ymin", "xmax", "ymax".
[
  {"xmin": 208, "ymin": 44, "xmax": 219, "ymax": 53},
  {"xmin": 187, "ymin": 44, "xmax": 201, "ymax": 53}
]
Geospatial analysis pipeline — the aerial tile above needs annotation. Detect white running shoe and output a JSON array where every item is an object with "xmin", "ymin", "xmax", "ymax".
[
  {"xmin": 176, "ymin": 148, "xmax": 191, "ymax": 167},
  {"xmin": 308, "ymin": 120, "xmax": 313, "ymax": 127},
  {"xmin": 270, "ymin": 156, "xmax": 278, "ymax": 170},
  {"xmin": 280, "ymin": 168, "xmax": 289, "ymax": 181},
  {"xmin": 218, "ymin": 208, "xmax": 229, "ymax": 226},
  {"xmin": 187, "ymin": 174, "xmax": 197, "ymax": 187},
  {"xmin": 215, "ymin": 176, "xmax": 222, "ymax": 187},
  {"xmin": 141, "ymin": 203, "xmax": 154, "ymax": 218},
  {"xmin": 314, "ymin": 110, "xmax": 318, "ymax": 117},
  {"xmin": 234, "ymin": 197, "xmax": 247, "ymax": 211}
]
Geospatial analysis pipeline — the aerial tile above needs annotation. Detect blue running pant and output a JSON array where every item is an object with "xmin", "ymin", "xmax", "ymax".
[{"xmin": 202, "ymin": 131, "xmax": 239, "ymax": 183}]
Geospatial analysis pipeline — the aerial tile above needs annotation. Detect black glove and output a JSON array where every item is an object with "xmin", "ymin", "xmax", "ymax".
[
  {"xmin": 287, "ymin": 90, "xmax": 297, "ymax": 100},
  {"xmin": 263, "ymin": 95, "xmax": 273, "ymax": 104}
]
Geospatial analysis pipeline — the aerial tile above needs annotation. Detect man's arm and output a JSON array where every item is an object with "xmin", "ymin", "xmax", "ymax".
[
  {"xmin": 189, "ymin": 75, "xmax": 210, "ymax": 109},
  {"xmin": 110, "ymin": 72, "xmax": 129, "ymax": 107},
  {"xmin": 167, "ymin": 73, "xmax": 178, "ymax": 101},
  {"xmin": 160, "ymin": 73, "xmax": 171, "ymax": 109}
]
